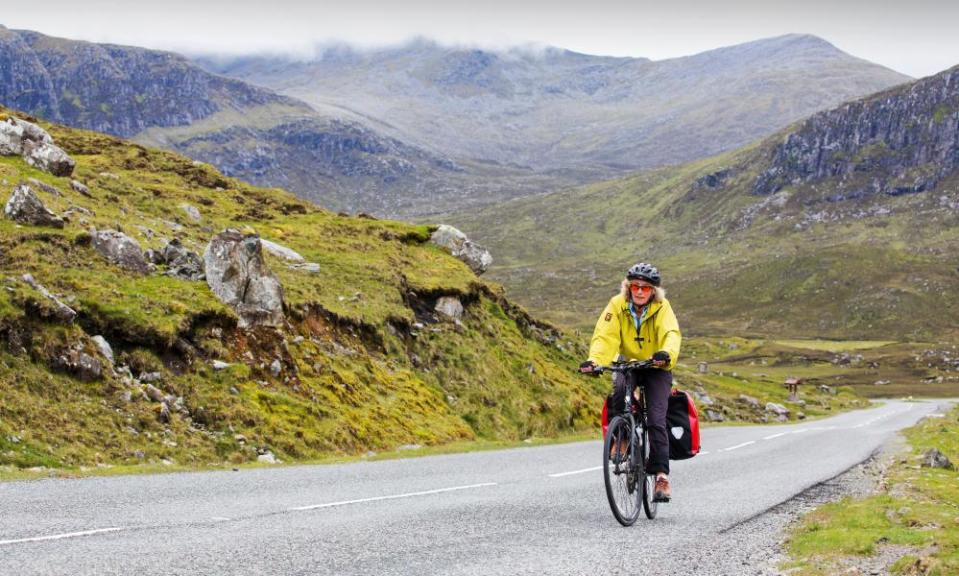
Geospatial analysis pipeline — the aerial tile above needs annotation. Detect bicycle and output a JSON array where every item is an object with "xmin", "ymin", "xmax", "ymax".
[{"xmin": 592, "ymin": 360, "xmax": 658, "ymax": 525}]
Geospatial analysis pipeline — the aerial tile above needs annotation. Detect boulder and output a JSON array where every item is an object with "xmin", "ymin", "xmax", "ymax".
[
  {"xmin": 737, "ymin": 394, "xmax": 760, "ymax": 408},
  {"xmin": 765, "ymin": 402, "xmax": 790, "ymax": 417},
  {"xmin": 430, "ymin": 224, "xmax": 493, "ymax": 275},
  {"xmin": 90, "ymin": 228, "xmax": 151, "ymax": 274},
  {"xmin": 204, "ymin": 230, "xmax": 285, "ymax": 328},
  {"xmin": 162, "ymin": 239, "xmax": 204, "ymax": 281},
  {"xmin": 51, "ymin": 349, "xmax": 103, "ymax": 381},
  {"xmin": 180, "ymin": 203, "xmax": 202, "ymax": 222},
  {"xmin": 435, "ymin": 296, "xmax": 464, "ymax": 320},
  {"xmin": 91, "ymin": 336, "xmax": 114, "ymax": 365},
  {"xmin": 21, "ymin": 273, "xmax": 76, "ymax": 323},
  {"xmin": 4, "ymin": 182, "xmax": 64, "ymax": 228},
  {"xmin": 261, "ymin": 239, "xmax": 305, "ymax": 262},
  {"xmin": 23, "ymin": 140, "xmax": 75, "ymax": 177},
  {"xmin": 0, "ymin": 118, "xmax": 26, "ymax": 155},
  {"xmin": 921, "ymin": 448, "xmax": 954, "ymax": 470}
]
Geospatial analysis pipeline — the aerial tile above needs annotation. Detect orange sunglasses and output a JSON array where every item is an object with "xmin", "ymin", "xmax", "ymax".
[{"xmin": 629, "ymin": 283, "xmax": 654, "ymax": 294}]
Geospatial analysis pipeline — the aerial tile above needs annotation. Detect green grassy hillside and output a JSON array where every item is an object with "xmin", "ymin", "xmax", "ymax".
[
  {"xmin": 449, "ymin": 99, "xmax": 959, "ymax": 347},
  {"xmin": 0, "ymin": 108, "xmax": 608, "ymax": 473}
]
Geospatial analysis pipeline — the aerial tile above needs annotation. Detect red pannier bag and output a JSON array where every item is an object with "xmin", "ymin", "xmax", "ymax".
[{"xmin": 667, "ymin": 389, "xmax": 700, "ymax": 460}]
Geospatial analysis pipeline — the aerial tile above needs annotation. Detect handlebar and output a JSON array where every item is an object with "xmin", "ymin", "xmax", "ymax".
[{"xmin": 579, "ymin": 359, "xmax": 654, "ymax": 375}]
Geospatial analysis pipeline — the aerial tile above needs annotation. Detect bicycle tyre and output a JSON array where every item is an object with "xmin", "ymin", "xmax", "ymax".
[
  {"xmin": 603, "ymin": 415, "xmax": 641, "ymax": 526},
  {"xmin": 640, "ymin": 422, "xmax": 658, "ymax": 519}
]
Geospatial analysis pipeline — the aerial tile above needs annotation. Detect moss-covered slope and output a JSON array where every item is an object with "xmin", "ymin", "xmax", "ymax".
[{"xmin": 0, "ymin": 108, "xmax": 600, "ymax": 472}]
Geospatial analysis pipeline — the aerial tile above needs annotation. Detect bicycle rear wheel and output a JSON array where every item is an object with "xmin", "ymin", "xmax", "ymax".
[
  {"xmin": 603, "ymin": 415, "xmax": 641, "ymax": 526},
  {"xmin": 640, "ymin": 422, "xmax": 658, "ymax": 519}
]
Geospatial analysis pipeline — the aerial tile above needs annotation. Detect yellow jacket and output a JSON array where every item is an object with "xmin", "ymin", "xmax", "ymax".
[{"xmin": 587, "ymin": 293, "xmax": 682, "ymax": 369}]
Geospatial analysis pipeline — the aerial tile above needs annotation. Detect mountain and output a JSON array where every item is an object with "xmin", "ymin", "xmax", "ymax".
[
  {"xmin": 199, "ymin": 34, "xmax": 910, "ymax": 189},
  {"xmin": 0, "ymin": 25, "xmax": 475, "ymax": 215},
  {"xmin": 446, "ymin": 65, "xmax": 959, "ymax": 341}
]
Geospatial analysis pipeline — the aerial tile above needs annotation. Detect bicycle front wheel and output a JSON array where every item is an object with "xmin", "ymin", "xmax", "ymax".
[{"xmin": 603, "ymin": 415, "xmax": 641, "ymax": 526}]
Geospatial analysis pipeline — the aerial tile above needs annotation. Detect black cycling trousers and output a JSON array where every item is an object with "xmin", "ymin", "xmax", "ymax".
[{"xmin": 610, "ymin": 368, "xmax": 672, "ymax": 475}]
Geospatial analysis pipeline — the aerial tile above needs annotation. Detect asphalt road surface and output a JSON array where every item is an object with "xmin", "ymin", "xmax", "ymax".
[{"xmin": 0, "ymin": 400, "xmax": 949, "ymax": 576}]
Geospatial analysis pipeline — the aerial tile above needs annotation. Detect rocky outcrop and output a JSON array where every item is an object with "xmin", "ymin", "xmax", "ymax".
[
  {"xmin": 160, "ymin": 239, "xmax": 204, "ymax": 281},
  {"xmin": 23, "ymin": 139, "xmax": 75, "ymax": 176},
  {"xmin": 22, "ymin": 273, "xmax": 76, "ymax": 323},
  {"xmin": 204, "ymin": 230, "xmax": 285, "ymax": 328},
  {"xmin": 0, "ymin": 117, "xmax": 74, "ymax": 176},
  {"xmin": 430, "ymin": 225, "xmax": 492, "ymax": 275},
  {"xmin": 434, "ymin": 296, "xmax": 464, "ymax": 320},
  {"xmin": 5, "ymin": 182, "xmax": 64, "ymax": 228},
  {"xmin": 90, "ymin": 228, "xmax": 151, "ymax": 274},
  {"xmin": 261, "ymin": 239, "xmax": 304, "ymax": 262},
  {"xmin": 755, "ymin": 66, "xmax": 959, "ymax": 198}
]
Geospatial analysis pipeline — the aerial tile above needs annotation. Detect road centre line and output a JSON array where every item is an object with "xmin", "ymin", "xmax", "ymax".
[
  {"xmin": 721, "ymin": 441, "xmax": 756, "ymax": 452},
  {"xmin": 763, "ymin": 432, "xmax": 789, "ymax": 440},
  {"xmin": 549, "ymin": 466, "xmax": 603, "ymax": 478},
  {"xmin": 289, "ymin": 482, "xmax": 498, "ymax": 511},
  {"xmin": 0, "ymin": 527, "xmax": 126, "ymax": 547}
]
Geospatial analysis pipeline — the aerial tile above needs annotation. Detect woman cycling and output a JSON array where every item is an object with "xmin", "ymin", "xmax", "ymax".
[{"xmin": 580, "ymin": 262, "xmax": 682, "ymax": 502}]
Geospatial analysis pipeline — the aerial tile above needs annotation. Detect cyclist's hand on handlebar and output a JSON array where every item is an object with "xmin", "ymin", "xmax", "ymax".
[
  {"xmin": 652, "ymin": 351, "xmax": 670, "ymax": 367},
  {"xmin": 579, "ymin": 360, "xmax": 600, "ymax": 376}
]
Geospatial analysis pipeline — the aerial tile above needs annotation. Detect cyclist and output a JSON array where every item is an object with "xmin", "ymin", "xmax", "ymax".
[{"xmin": 580, "ymin": 262, "xmax": 682, "ymax": 502}]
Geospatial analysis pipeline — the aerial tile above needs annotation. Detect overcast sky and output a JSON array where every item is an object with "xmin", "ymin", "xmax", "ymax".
[{"xmin": 3, "ymin": 0, "xmax": 957, "ymax": 77}]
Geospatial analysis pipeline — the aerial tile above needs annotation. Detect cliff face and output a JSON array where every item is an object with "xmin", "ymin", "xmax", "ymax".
[
  {"xmin": 0, "ymin": 27, "xmax": 286, "ymax": 137},
  {"xmin": 755, "ymin": 66, "xmax": 959, "ymax": 198}
]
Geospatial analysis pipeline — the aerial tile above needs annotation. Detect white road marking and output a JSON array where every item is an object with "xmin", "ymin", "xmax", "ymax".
[
  {"xmin": 791, "ymin": 429, "xmax": 810, "ymax": 434},
  {"xmin": 0, "ymin": 527, "xmax": 125, "ymax": 546},
  {"xmin": 763, "ymin": 432, "xmax": 788, "ymax": 440},
  {"xmin": 210, "ymin": 517, "xmax": 231, "ymax": 522},
  {"xmin": 721, "ymin": 441, "xmax": 756, "ymax": 452},
  {"xmin": 289, "ymin": 482, "xmax": 499, "ymax": 511},
  {"xmin": 697, "ymin": 451, "xmax": 710, "ymax": 456},
  {"xmin": 549, "ymin": 466, "xmax": 603, "ymax": 478}
]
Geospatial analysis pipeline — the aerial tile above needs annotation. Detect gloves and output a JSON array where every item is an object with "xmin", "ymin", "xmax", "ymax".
[
  {"xmin": 652, "ymin": 351, "xmax": 671, "ymax": 367},
  {"xmin": 579, "ymin": 360, "xmax": 598, "ymax": 375}
]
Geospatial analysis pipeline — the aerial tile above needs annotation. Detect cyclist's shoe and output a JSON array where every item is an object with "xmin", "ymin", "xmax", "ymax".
[{"xmin": 653, "ymin": 476, "xmax": 671, "ymax": 502}]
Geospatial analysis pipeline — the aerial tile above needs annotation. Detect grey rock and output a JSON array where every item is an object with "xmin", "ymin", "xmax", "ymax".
[
  {"xmin": 261, "ymin": 238, "xmax": 305, "ymax": 262},
  {"xmin": 52, "ymin": 350, "xmax": 102, "ymax": 381},
  {"xmin": 141, "ymin": 372, "xmax": 163, "ymax": 383},
  {"xmin": 21, "ymin": 274, "xmax": 76, "ymax": 323},
  {"xmin": 434, "ymin": 296, "xmax": 464, "ymax": 320},
  {"xmin": 737, "ymin": 394, "xmax": 760, "ymax": 408},
  {"xmin": 921, "ymin": 448, "xmax": 954, "ymax": 470},
  {"xmin": 0, "ymin": 118, "xmax": 26, "ymax": 155},
  {"xmin": 289, "ymin": 262, "xmax": 320, "ymax": 273},
  {"xmin": 90, "ymin": 228, "xmax": 151, "ymax": 274},
  {"xmin": 212, "ymin": 360, "xmax": 232, "ymax": 370},
  {"xmin": 270, "ymin": 359, "xmax": 282, "ymax": 377},
  {"xmin": 765, "ymin": 402, "xmax": 790, "ymax": 417},
  {"xmin": 705, "ymin": 409, "xmax": 725, "ymax": 422},
  {"xmin": 257, "ymin": 451, "xmax": 278, "ymax": 464},
  {"xmin": 23, "ymin": 140, "xmax": 75, "ymax": 177},
  {"xmin": 91, "ymin": 335, "xmax": 114, "ymax": 365},
  {"xmin": 204, "ymin": 230, "xmax": 285, "ymax": 328},
  {"xmin": 162, "ymin": 239, "xmax": 204, "ymax": 281},
  {"xmin": 430, "ymin": 224, "xmax": 493, "ymax": 275},
  {"xmin": 70, "ymin": 180, "xmax": 92, "ymax": 197},
  {"xmin": 26, "ymin": 177, "xmax": 61, "ymax": 197},
  {"xmin": 180, "ymin": 203, "xmax": 202, "ymax": 222},
  {"xmin": 144, "ymin": 384, "xmax": 165, "ymax": 402},
  {"xmin": 5, "ymin": 182, "xmax": 64, "ymax": 228},
  {"xmin": 158, "ymin": 402, "xmax": 171, "ymax": 423}
]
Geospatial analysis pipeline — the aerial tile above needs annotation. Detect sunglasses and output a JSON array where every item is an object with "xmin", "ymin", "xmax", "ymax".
[{"xmin": 629, "ymin": 283, "xmax": 654, "ymax": 294}]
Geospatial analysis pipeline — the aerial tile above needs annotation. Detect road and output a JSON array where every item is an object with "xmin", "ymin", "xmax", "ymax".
[{"xmin": 0, "ymin": 400, "xmax": 949, "ymax": 575}]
